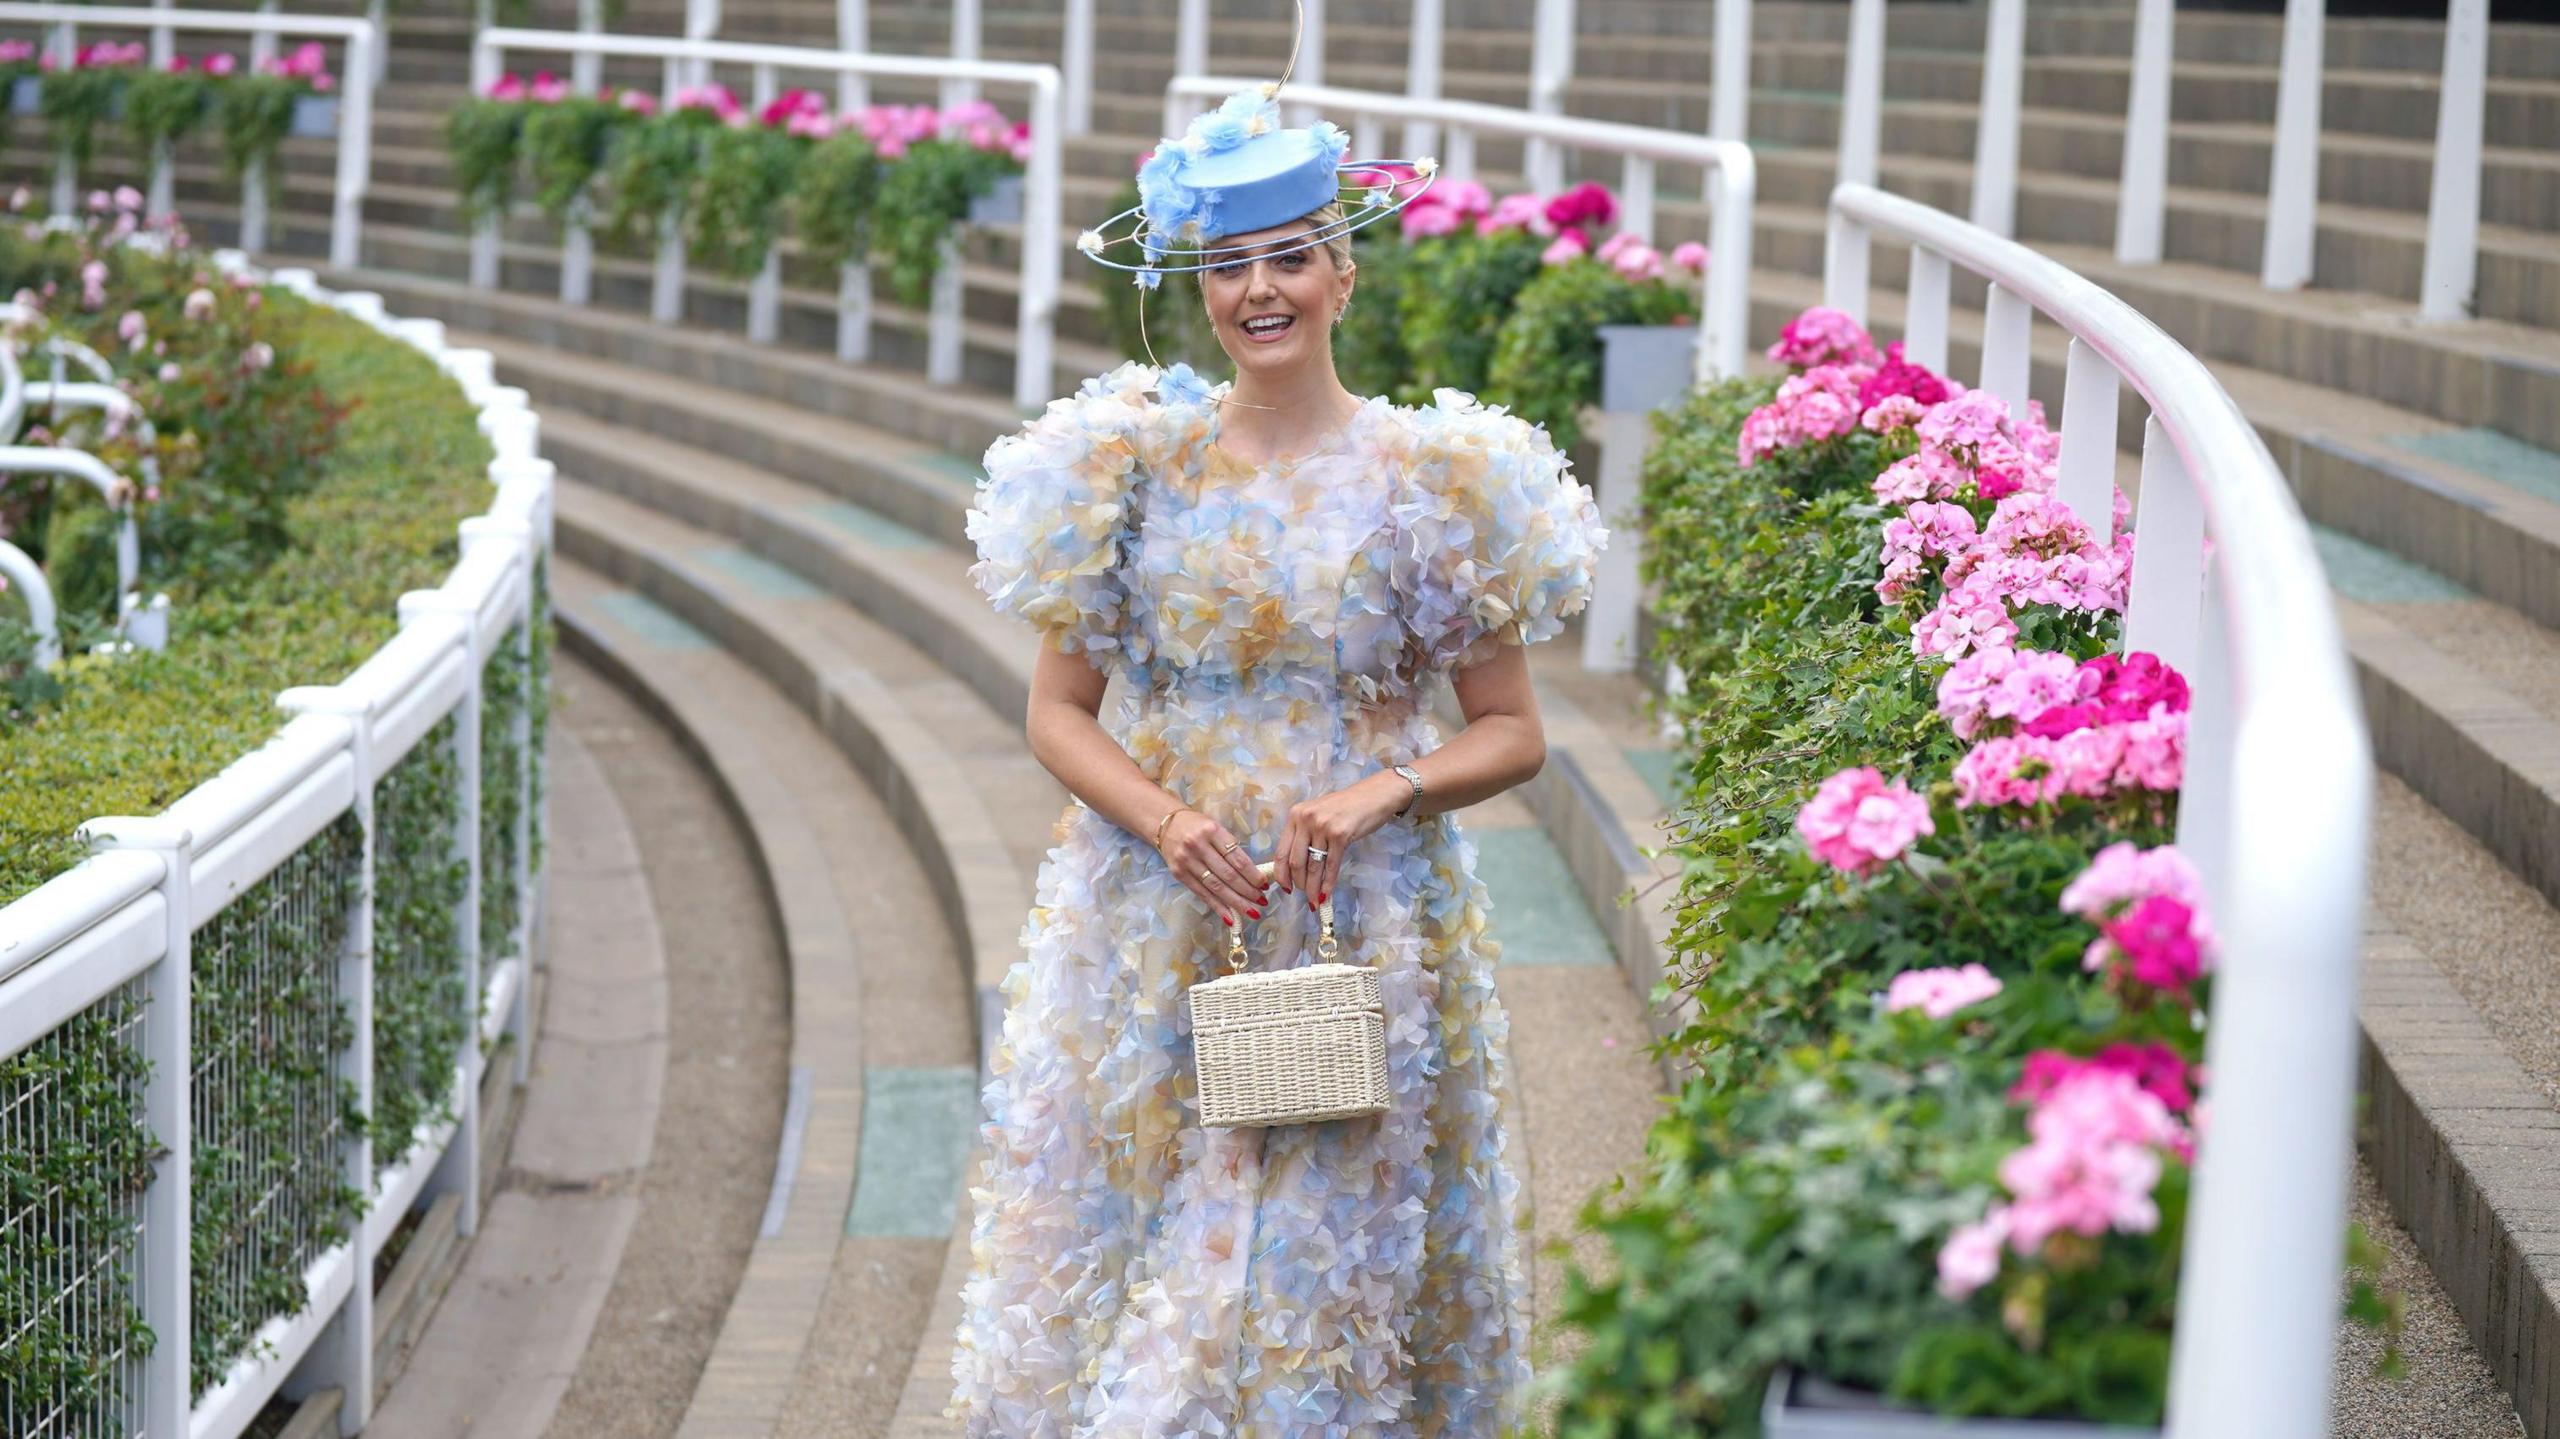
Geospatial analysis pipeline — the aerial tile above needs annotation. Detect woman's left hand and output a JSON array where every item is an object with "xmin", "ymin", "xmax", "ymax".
[{"xmin": 1276, "ymin": 773, "xmax": 1406, "ymax": 902}]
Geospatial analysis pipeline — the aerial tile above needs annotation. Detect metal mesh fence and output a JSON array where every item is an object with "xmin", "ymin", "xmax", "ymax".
[
  {"xmin": 186, "ymin": 813, "xmax": 364, "ymax": 1398},
  {"xmin": 0, "ymin": 973, "xmax": 154, "ymax": 1439},
  {"xmin": 479, "ymin": 623, "xmax": 528, "ymax": 981},
  {"xmin": 371, "ymin": 715, "xmax": 469, "ymax": 1178}
]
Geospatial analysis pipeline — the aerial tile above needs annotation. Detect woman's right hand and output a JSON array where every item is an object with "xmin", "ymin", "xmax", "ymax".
[{"xmin": 1158, "ymin": 809, "xmax": 1269, "ymax": 924}]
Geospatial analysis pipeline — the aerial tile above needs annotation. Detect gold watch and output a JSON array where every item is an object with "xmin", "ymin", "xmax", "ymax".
[{"xmin": 1391, "ymin": 764, "xmax": 1425, "ymax": 816}]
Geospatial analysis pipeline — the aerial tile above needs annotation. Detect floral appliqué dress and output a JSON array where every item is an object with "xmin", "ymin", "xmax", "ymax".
[{"xmin": 945, "ymin": 363, "xmax": 1606, "ymax": 1438}]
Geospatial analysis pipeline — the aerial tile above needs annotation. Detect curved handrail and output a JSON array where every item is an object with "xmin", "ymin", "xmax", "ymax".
[
  {"xmin": 0, "ymin": 444, "xmax": 140, "ymax": 602},
  {"xmin": 1824, "ymin": 181, "xmax": 2372, "ymax": 1439},
  {"xmin": 0, "ymin": 535, "xmax": 61, "ymax": 667}
]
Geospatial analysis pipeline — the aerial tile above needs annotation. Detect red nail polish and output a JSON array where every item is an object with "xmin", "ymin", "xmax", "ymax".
[
  {"xmin": 1249, "ymin": 908, "xmax": 1262, "ymax": 919},
  {"xmin": 1222, "ymin": 914, "xmax": 1233, "ymax": 926},
  {"xmin": 1318, "ymin": 890, "xmax": 1328, "ymax": 904}
]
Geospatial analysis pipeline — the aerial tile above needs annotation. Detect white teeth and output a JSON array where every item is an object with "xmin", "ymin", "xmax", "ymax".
[{"xmin": 1243, "ymin": 316, "xmax": 1292, "ymax": 334}]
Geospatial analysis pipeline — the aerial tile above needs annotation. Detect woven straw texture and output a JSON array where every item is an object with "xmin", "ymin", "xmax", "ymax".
[{"xmin": 1189, "ymin": 963, "xmax": 1389, "ymax": 1128}]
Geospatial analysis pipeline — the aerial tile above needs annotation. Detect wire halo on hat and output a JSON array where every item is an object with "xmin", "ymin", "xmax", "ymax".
[{"xmin": 1075, "ymin": 155, "xmax": 1441, "ymax": 280}]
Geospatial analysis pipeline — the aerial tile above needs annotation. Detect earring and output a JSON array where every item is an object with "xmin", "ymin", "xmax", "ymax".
[{"xmin": 1333, "ymin": 301, "xmax": 1350, "ymax": 328}]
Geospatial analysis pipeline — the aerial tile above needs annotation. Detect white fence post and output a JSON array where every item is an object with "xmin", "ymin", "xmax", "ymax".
[
  {"xmin": 1709, "ymin": 0, "xmax": 1749, "ymax": 142},
  {"xmin": 1969, "ymin": 0, "xmax": 2024, "ymax": 237},
  {"xmin": 1835, "ymin": 0, "xmax": 1884, "ymax": 190},
  {"xmin": 1583, "ymin": 406, "xmax": 1646, "ymax": 672},
  {"xmin": 1526, "ymin": 0, "xmax": 1574, "ymax": 192},
  {"xmin": 2054, "ymin": 337, "xmax": 2121, "ymax": 542},
  {"xmin": 47, "ymin": 20, "xmax": 74, "ymax": 218},
  {"xmin": 331, "ymin": 22, "xmax": 375, "ymax": 271},
  {"xmin": 2114, "ymin": 0, "xmax": 2174, "ymax": 264},
  {"xmin": 2260, "ymin": 0, "xmax": 2324, "ymax": 290},
  {"xmin": 89, "ymin": 817, "xmax": 193, "ymax": 1439},
  {"xmin": 1167, "ymin": 0, "xmax": 1207, "ymax": 138},
  {"xmin": 928, "ymin": 233, "xmax": 965, "ymax": 384},
  {"xmin": 836, "ymin": 0, "xmax": 867, "ymax": 112},
  {"xmin": 943, "ymin": 0, "xmax": 980, "ymax": 109},
  {"xmin": 273, "ymin": 690, "xmax": 379, "ymax": 1431},
  {"xmin": 748, "ymin": 63, "xmax": 782, "ymax": 345},
  {"xmin": 1284, "ymin": 0, "xmax": 1326, "ymax": 128},
  {"xmin": 572, "ymin": 0, "xmax": 600, "ymax": 94},
  {"xmin": 1404, "ymin": 0, "xmax": 1442, "ymax": 158},
  {"xmin": 2123, "ymin": 416, "xmax": 2205, "ymax": 677},
  {"xmin": 1015, "ymin": 73, "xmax": 1061, "ymax": 410},
  {"xmin": 1063, "ymin": 0, "xmax": 1093, "ymax": 134},
  {"xmin": 2418, "ymin": 0, "xmax": 2487, "ymax": 321},
  {"xmin": 1978, "ymin": 281, "xmax": 2033, "ymax": 416},
  {"xmin": 1902, "ymin": 245, "xmax": 1951, "ymax": 374},
  {"xmin": 470, "ymin": 30, "xmax": 501, "ymax": 289}
]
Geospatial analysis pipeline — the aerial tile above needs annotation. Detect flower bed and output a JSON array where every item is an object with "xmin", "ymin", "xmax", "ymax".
[
  {"xmin": 8, "ymin": 38, "xmax": 336, "ymax": 190},
  {"xmin": 1095, "ymin": 167, "xmax": 1705, "ymax": 448},
  {"xmin": 448, "ymin": 77, "xmax": 1029, "ymax": 301},
  {"xmin": 0, "ymin": 197, "xmax": 491, "ymax": 901},
  {"xmin": 1542, "ymin": 307, "xmax": 2396, "ymax": 1430}
]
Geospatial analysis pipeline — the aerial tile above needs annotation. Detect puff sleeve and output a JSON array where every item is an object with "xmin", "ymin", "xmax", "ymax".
[
  {"xmin": 965, "ymin": 363, "xmax": 1163, "ymax": 671},
  {"xmin": 1390, "ymin": 389, "xmax": 1609, "ymax": 672}
]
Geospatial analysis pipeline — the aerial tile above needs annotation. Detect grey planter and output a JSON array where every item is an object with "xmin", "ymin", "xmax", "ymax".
[
  {"xmin": 1762, "ymin": 1368, "xmax": 2159, "ymax": 1438},
  {"xmin": 10, "ymin": 75, "xmax": 37, "ymax": 115},
  {"xmin": 1597, "ymin": 322, "xmax": 1697, "ymax": 414},
  {"xmin": 288, "ymin": 93, "xmax": 338, "ymax": 138},
  {"xmin": 966, "ymin": 172, "xmax": 1023, "ymax": 227}
]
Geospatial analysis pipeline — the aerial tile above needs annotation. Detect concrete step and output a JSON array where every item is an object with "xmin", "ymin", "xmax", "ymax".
[{"xmin": 554, "ymin": 523, "xmax": 1018, "ymax": 1432}]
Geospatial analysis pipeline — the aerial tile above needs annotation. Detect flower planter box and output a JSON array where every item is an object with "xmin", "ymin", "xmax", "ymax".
[
  {"xmin": 289, "ymin": 94, "xmax": 338, "ymax": 138},
  {"xmin": 10, "ymin": 76, "xmax": 37, "ymax": 115},
  {"xmin": 1762, "ymin": 1368, "xmax": 2158, "ymax": 1438},
  {"xmin": 966, "ymin": 172, "xmax": 1023, "ymax": 226},
  {"xmin": 1597, "ymin": 321, "xmax": 1697, "ymax": 414}
]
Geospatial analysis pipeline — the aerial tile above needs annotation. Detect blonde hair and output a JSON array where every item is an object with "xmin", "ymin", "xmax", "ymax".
[{"xmin": 1304, "ymin": 202, "xmax": 1354, "ymax": 271}]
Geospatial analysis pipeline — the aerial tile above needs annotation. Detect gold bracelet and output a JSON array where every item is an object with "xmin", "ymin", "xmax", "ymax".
[{"xmin": 1152, "ymin": 805, "xmax": 1192, "ymax": 851}]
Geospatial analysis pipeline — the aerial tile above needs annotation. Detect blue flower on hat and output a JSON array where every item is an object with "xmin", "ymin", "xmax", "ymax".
[{"xmin": 1157, "ymin": 362, "xmax": 1212, "ymax": 408}]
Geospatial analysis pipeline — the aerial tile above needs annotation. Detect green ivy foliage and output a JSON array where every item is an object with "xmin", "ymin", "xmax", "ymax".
[
  {"xmin": 187, "ymin": 813, "xmax": 367, "ymax": 1395},
  {"xmin": 1390, "ymin": 229, "xmax": 1543, "ymax": 406},
  {"xmin": 870, "ymin": 137, "xmax": 1014, "ymax": 307},
  {"xmin": 0, "ymin": 976, "xmax": 156, "ymax": 1433},
  {"xmin": 36, "ymin": 64, "xmax": 120, "ymax": 170},
  {"xmin": 208, "ymin": 74, "xmax": 307, "ymax": 192},
  {"xmin": 446, "ymin": 98, "xmax": 529, "ymax": 224},
  {"xmin": 371, "ymin": 714, "xmax": 469, "ymax": 1174},
  {"xmin": 1483, "ymin": 257, "xmax": 1694, "ymax": 452},
  {"xmin": 121, "ymin": 68, "xmax": 213, "ymax": 155},
  {"xmin": 689, "ymin": 124, "xmax": 807, "ymax": 279},
  {"xmin": 794, "ymin": 130, "xmax": 884, "ymax": 273},
  {"xmin": 602, "ymin": 107, "xmax": 723, "ymax": 249},
  {"xmin": 520, "ymin": 94, "xmax": 637, "ymax": 225},
  {"xmin": 479, "ymin": 622, "xmax": 528, "ymax": 976}
]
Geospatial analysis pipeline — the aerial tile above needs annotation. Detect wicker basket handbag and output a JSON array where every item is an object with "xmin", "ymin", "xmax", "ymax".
[{"xmin": 1187, "ymin": 863, "xmax": 1390, "ymax": 1129}]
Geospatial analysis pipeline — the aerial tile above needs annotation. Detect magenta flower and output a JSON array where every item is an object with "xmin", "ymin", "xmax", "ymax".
[
  {"xmin": 1856, "ymin": 340, "xmax": 1949, "ymax": 410},
  {"xmin": 1542, "ymin": 180, "xmax": 1618, "ymax": 235},
  {"xmin": 529, "ymin": 70, "xmax": 569, "ymax": 103},
  {"xmin": 1794, "ymin": 767, "xmax": 1934, "ymax": 876},
  {"xmin": 1766, "ymin": 305, "xmax": 1880, "ymax": 370},
  {"xmin": 1670, "ymin": 239, "xmax": 1709, "ymax": 273},
  {"xmin": 204, "ymin": 51, "xmax": 238, "ymax": 76}
]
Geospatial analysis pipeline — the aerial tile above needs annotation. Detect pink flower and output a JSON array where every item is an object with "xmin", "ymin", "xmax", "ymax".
[
  {"xmin": 486, "ymin": 71, "xmax": 524, "ymax": 100},
  {"xmin": 2012, "ymin": 1043, "xmax": 2196, "ymax": 1116},
  {"xmin": 1670, "ymin": 240, "xmax": 1709, "ymax": 273},
  {"xmin": 1997, "ymin": 1068, "xmax": 2183, "ymax": 1252},
  {"xmin": 2060, "ymin": 841, "xmax": 2204, "ymax": 923},
  {"xmin": 1478, "ymin": 191, "xmax": 1554, "ymax": 238},
  {"xmin": 1539, "ymin": 231, "xmax": 1588, "ymax": 265},
  {"xmin": 0, "ymin": 39, "xmax": 32, "ymax": 63},
  {"xmin": 1861, "ymin": 394, "xmax": 1924, "ymax": 433},
  {"xmin": 116, "ymin": 309, "xmax": 146, "ymax": 348},
  {"xmin": 1884, "ymin": 962, "xmax": 2003, "ymax": 1019},
  {"xmin": 1938, "ymin": 1210, "xmax": 2011, "ymax": 1300},
  {"xmin": 241, "ymin": 341, "xmax": 274, "ymax": 373},
  {"xmin": 1401, "ymin": 202, "xmax": 1462, "ymax": 241},
  {"xmin": 1936, "ymin": 645, "xmax": 2081, "ymax": 740},
  {"xmin": 1609, "ymin": 241, "xmax": 1664, "ymax": 282},
  {"xmin": 616, "ymin": 88, "xmax": 658, "ymax": 115},
  {"xmin": 529, "ymin": 70, "xmax": 569, "ymax": 103},
  {"xmin": 1795, "ymin": 767, "xmax": 1934, "ymax": 875},
  {"xmin": 1766, "ymin": 305, "xmax": 1880, "ymax": 370},
  {"xmin": 1912, "ymin": 582, "xmax": 2017, "ymax": 661},
  {"xmin": 164, "ymin": 54, "xmax": 192, "ymax": 73},
  {"xmin": 157, "ymin": 361, "xmax": 180, "ymax": 383}
]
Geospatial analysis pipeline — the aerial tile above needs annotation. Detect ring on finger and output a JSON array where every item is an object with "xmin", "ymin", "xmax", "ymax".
[
  {"xmin": 1305, "ymin": 845, "xmax": 1329, "ymax": 861},
  {"xmin": 1218, "ymin": 840, "xmax": 1241, "ymax": 854}
]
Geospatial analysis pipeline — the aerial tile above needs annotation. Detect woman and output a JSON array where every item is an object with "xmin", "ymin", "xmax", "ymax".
[{"xmin": 947, "ymin": 86, "xmax": 1604, "ymax": 1436}]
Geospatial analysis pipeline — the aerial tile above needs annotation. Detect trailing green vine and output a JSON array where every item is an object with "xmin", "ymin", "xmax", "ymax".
[
  {"xmin": 870, "ymin": 137, "xmax": 1013, "ymax": 306},
  {"xmin": 121, "ymin": 67, "xmax": 212, "ymax": 156},
  {"xmin": 792, "ymin": 130, "xmax": 883, "ymax": 272},
  {"xmin": 446, "ymin": 98, "xmax": 528, "ymax": 225},
  {"xmin": 479, "ymin": 621, "xmax": 527, "ymax": 980},
  {"xmin": 187, "ymin": 812, "xmax": 367, "ymax": 1395},
  {"xmin": 519, "ymin": 93, "xmax": 635, "ymax": 224},
  {"xmin": 371, "ymin": 714, "xmax": 469, "ymax": 1174},
  {"xmin": 688, "ymin": 123, "xmax": 805, "ymax": 278}
]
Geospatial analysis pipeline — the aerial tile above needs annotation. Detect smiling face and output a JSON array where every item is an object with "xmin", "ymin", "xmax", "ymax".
[{"xmin": 1199, "ymin": 210, "xmax": 1357, "ymax": 381}]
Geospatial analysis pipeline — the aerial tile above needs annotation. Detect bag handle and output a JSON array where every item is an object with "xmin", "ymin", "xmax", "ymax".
[{"xmin": 1223, "ymin": 861, "xmax": 1340, "ymax": 974}]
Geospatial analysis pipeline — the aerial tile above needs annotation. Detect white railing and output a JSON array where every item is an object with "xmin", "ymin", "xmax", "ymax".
[
  {"xmin": 0, "ymin": 4, "xmax": 377, "ymax": 270},
  {"xmin": 468, "ymin": 29, "xmax": 1064, "ymax": 411},
  {"xmin": 1825, "ymin": 182, "xmax": 2373, "ymax": 1439},
  {"xmin": 0, "ymin": 261, "xmax": 553, "ymax": 1439},
  {"xmin": 1164, "ymin": 75, "xmax": 1754, "ymax": 384},
  {"xmin": 1831, "ymin": 0, "xmax": 2492, "ymax": 320}
]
